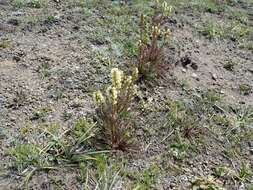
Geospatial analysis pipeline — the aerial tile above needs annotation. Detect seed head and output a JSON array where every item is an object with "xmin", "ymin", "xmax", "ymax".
[{"xmin": 111, "ymin": 68, "xmax": 123, "ymax": 89}]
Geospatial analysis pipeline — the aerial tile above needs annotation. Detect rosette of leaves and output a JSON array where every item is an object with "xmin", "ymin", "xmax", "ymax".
[{"xmin": 93, "ymin": 68, "xmax": 139, "ymax": 151}]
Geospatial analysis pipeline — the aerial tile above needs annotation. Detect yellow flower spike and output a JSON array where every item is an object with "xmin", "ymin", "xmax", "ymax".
[
  {"xmin": 107, "ymin": 86, "xmax": 118, "ymax": 105},
  {"xmin": 125, "ymin": 76, "xmax": 133, "ymax": 87},
  {"xmin": 152, "ymin": 26, "xmax": 161, "ymax": 35},
  {"xmin": 132, "ymin": 85, "xmax": 138, "ymax": 96},
  {"xmin": 168, "ymin": 6, "xmax": 173, "ymax": 13},
  {"xmin": 93, "ymin": 91, "xmax": 105, "ymax": 105},
  {"xmin": 162, "ymin": 2, "xmax": 168, "ymax": 10},
  {"xmin": 132, "ymin": 67, "xmax": 139, "ymax": 81},
  {"xmin": 111, "ymin": 68, "xmax": 123, "ymax": 89}
]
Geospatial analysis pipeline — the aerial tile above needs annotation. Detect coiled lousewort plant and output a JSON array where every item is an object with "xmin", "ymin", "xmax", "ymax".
[
  {"xmin": 93, "ymin": 68, "xmax": 139, "ymax": 151},
  {"xmin": 137, "ymin": 1, "xmax": 172, "ymax": 80}
]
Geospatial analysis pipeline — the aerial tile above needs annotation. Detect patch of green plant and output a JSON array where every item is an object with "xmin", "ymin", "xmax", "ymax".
[
  {"xmin": 239, "ymin": 84, "xmax": 251, "ymax": 96},
  {"xmin": 226, "ymin": 8, "xmax": 249, "ymax": 24},
  {"xmin": 93, "ymin": 68, "xmax": 139, "ymax": 151},
  {"xmin": 46, "ymin": 15, "xmax": 56, "ymax": 23},
  {"xmin": 191, "ymin": 89, "xmax": 222, "ymax": 116},
  {"xmin": 192, "ymin": 0, "xmax": 226, "ymax": 14},
  {"xmin": 247, "ymin": 184, "xmax": 253, "ymax": 190},
  {"xmin": 226, "ymin": 21, "xmax": 251, "ymax": 41},
  {"xmin": 169, "ymin": 130, "xmax": 197, "ymax": 160},
  {"xmin": 166, "ymin": 0, "xmax": 226, "ymax": 14},
  {"xmin": 12, "ymin": 0, "xmax": 44, "ymax": 9},
  {"xmin": 132, "ymin": 163, "xmax": 159, "ymax": 190},
  {"xmin": 214, "ymin": 165, "xmax": 229, "ymax": 178},
  {"xmin": 198, "ymin": 20, "xmax": 251, "ymax": 41},
  {"xmin": 7, "ymin": 143, "xmax": 43, "ymax": 172},
  {"xmin": 224, "ymin": 106, "xmax": 253, "ymax": 159},
  {"xmin": 201, "ymin": 89, "xmax": 221, "ymax": 103},
  {"xmin": 77, "ymin": 155, "xmax": 120, "ymax": 190},
  {"xmin": 123, "ymin": 40, "xmax": 138, "ymax": 57},
  {"xmin": 235, "ymin": 106, "xmax": 253, "ymax": 128},
  {"xmin": 211, "ymin": 114, "xmax": 230, "ymax": 127},
  {"xmin": 199, "ymin": 21, "xmax": 223, "ymax": 39}
]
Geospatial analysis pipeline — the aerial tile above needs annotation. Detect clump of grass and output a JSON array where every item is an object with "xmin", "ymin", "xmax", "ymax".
[
  {"xmin": 132, "ymin": 163, "xmax": 159, "ymax": 190},
  {"xmin": 7, "ymin": 119, "xmax": 108, "ymax": 189},
  {"xmin": 93, "ymin": 68, "xmax": 139, "ymax": 151},
  {"xmin": 238, "ymin": 162, "xmax": 251, "ymax": 181},
  {"xmin": 136, "ymin": 1, "xmax": 172, "ymax": 80},
  {"xmin": 80, "ymin": 159, "xmax": 121, "ymax": 190}
]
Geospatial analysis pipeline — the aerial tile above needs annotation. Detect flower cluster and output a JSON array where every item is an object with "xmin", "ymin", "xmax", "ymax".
[{"xmin": 93, "ymin": 68, "xmax": 138, "ymax": 107}]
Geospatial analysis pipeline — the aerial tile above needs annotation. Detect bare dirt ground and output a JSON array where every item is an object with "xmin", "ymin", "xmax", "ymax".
[{"xmin": 0, "ymin": 0, "xmax": 252, "ymax": 189}]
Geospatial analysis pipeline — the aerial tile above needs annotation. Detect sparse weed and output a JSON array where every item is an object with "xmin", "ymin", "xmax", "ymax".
[
  {"xmin": 191, "ymin": 176, "xmax": 225, "ymax": 190},
  {"xmin": 165, "ymin": 98, "xmax": 201, "ymax": 139},
  {"xmin": 238, "ymin": 162, "xmax": 251, "ymax": 181},
  {"xmin": 136, "ymin": 1, "xmax": 172, "ymax": 80},
  {"xmin": 234, "ymin": 106, "xmax": 253, "ymax": 128},
  {"xmin": 214, "ymin": 165, "xmax": 229, "ymax": 178},
  {"xmin": 93, "ymin": 68, "xmax": 139, "ymax": 151},
  {"xmin": 169, "ymin": 139, "xmax": 194, "ymax": 160},
  {"xmin": 0, "ymin": 40, "xmax": 10, "ymax": 49},
  {"xmin": 38, "ymin": 62, "xmax": 51, "ymax": 79},
  {"xmin": 239, "ymin": 84, "xmax": 251, "ymax": 96},
  {"xmin": 199, "ymin": 21, "xmax": 223, "ymax": 39}
]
